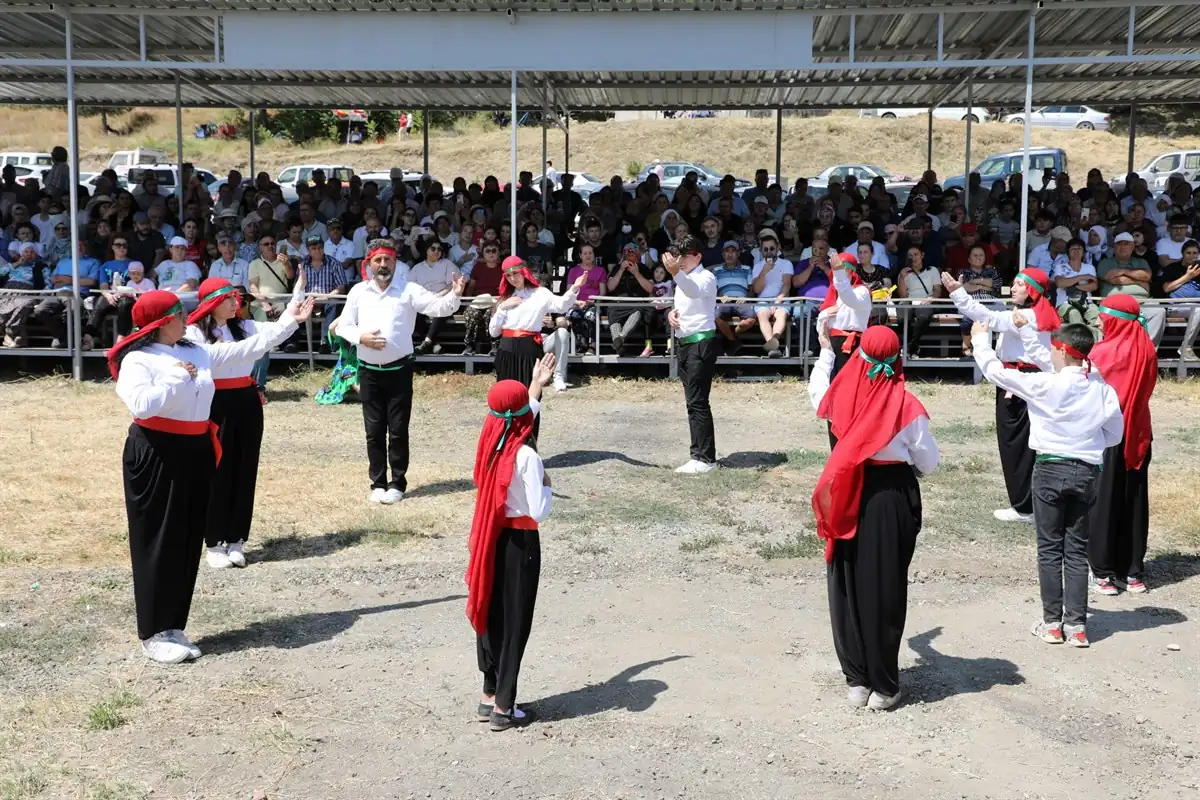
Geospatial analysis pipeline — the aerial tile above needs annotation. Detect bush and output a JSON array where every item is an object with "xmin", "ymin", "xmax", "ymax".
[
  {"xmin": 367, "ymin": 109, "xmax": 398, "ymax": 140},
  {"xmin": 626, "ymin": 160, "xmax": 643, "ymax": 180},
  {"xmin": 268, "ymin": 109, "xmax": 333, "ymax": 144}
]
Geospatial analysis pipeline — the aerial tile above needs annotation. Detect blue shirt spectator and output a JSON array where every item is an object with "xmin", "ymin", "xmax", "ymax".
[{"xmin": 53, "ymin": 254, "xmax": 104, "ymax": 295}]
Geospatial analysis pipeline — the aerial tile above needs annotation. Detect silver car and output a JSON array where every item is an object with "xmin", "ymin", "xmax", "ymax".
[{"xmin": 1001, "ymin": 105, "xmax": 1111, "ymax": 131}]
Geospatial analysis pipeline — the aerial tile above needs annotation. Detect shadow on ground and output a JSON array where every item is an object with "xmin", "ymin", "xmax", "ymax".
[
  {"xmin": 405, "ymin": 478, "xmax": 475, "ymax": 499},
  {"xmin": 263, "ymin": 388, "xmax": 312, "ymax": 403},
  {"xmin": 1143, "ymin": 552, "xmax": 1200, "ymax": 591},
  {"xmin": 195, "ymin": 595, "xmax": 465, "ymax": 655},
  {"xmin": 721, "ymin": 451, "xmax": 788, "ymax": 469},
  {"xmin": 543, "ymin": 450, "xmax": 659, "ymax": 469},
  {"xmin": 255, "ymin": 529, "xmax": 368, "ymax": 563},
  {"xmin": 531, "ymin": 655, "xmax": 689, "ymax": 721},
  {"xmin": 1086, "ymin": 605, "xmax": 1188, "ymax": 643},
  {"xmin": 903, "ymin": 627, "xmax": 1025, "ymax": 704}
]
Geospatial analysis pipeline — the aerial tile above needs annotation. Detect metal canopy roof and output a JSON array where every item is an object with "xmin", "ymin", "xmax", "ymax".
[{"xmin": 2, "ymin": 1, "xmax": 1200, "ymax": 110}]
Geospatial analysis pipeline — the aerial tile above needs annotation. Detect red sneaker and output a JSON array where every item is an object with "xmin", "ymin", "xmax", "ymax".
[
  {"xmin": 1032, "ymin": 621, "xmax": 1064, "ymax": 644},
  {"xmin": 1126, "ymin": 576, "xmax": 1147, "ymax": 594},
  {"xmin": 1095, "ymin": 577, "xmax": 1119, "ymax": 596}
]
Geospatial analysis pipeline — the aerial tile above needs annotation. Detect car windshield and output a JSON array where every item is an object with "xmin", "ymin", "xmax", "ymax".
[
  {"xmin": 865, "ymin": 165, "xmax": 891, "ymax": 178},
  {"xmin": 34, "ymin": 155, "xmax": 52, "ymax": 166}
]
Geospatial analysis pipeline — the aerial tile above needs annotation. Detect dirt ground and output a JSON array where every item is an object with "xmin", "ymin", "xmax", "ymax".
[{"xmin": 1, "ymin": 371, "xmax": 1198, "ymax": 800}]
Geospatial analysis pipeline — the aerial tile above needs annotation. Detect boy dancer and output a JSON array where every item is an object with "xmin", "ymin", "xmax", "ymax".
[
  {"xmin": 665, "ymin": 234, "xmax": 720, "ymax": 474},
  {"xmin": 970, "ymin": 319, "xmax": 1123, "ymax": 647}
]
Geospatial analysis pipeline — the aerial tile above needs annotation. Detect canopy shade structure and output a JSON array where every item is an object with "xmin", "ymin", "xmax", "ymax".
[{"xmin": 3, "ymin": 1, "xmax": 1200, "ymax": 110}]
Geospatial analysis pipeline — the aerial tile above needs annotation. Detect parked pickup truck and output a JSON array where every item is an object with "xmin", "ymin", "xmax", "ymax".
[{"xmin": 942, "ymin": 147, "xmax": 1068, "ymax": 192}]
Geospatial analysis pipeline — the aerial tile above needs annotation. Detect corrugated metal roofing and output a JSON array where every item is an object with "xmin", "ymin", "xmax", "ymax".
[{"xmin": 3, "ymin": 1, "xmax": 1200, "ymax": 109}]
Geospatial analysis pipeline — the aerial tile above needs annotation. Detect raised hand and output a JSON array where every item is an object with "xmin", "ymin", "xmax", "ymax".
[
  {"xmin": 971, "ymin": 319, "xmax": 991, "ymax": 337},
  {"xmin": 288, "ymin": 296, "xmax": 317, "ymax": 323},
  {"xmin": 451, "ymin": 274, "xmax": 468, "ymax": 295},
  {"xmin": 531, "ymin": 352, "xmax": 556, "ymax": 387},
  {"xmin": 571, "ymin": 271, "xmax": 588, "ymax": 291},
  {"xmin": 829, "ymin": 252, "xmax": 844, "ymax": 271},
  {"xmin": 941, "ymin": 272, "xmax": 963, "ymax": 293}
]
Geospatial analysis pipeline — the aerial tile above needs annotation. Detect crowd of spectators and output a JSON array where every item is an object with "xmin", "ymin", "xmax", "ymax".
[{"xmin": 1, "ymin": 148, "xmax": 1199, "ymax": 363}]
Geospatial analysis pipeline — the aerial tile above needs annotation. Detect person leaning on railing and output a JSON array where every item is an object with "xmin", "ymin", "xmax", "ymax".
[{"xmin": 0, "ymin": 245, "xmax": 50, "ymax": 348}]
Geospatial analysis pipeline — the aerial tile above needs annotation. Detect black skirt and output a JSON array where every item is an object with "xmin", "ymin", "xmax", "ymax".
[
  {"xmin": 1088, "ymin": 442, "xmax": 1152, "ymax": 580},
  {"xmin": 205, "ymin": 385, "xmax": 264, "ymax": 547},
  {"xmin": 495, "ymin": 335, "xmax": 543, "ymax": 442},
  {"xmin": 123, "ymin": 424, "xmax": 216, "ymax": 640}
]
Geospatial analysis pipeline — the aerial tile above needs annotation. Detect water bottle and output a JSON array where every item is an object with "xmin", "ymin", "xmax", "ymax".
[{"xmin": 112, "ymin": 272, "xmax": 123, "ymax": 289}]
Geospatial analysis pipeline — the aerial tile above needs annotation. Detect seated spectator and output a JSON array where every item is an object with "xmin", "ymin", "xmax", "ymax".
[
  {"xmin": 516, "ymin": 222, "xmax": 554, "ymax": 277},
  {"xmin": 1050, "ymin": 237, "xmax": 1100, "ymax": 332},
  {"xmin": 791, "ymin": 235, "xmax": 833, "ymax": 352},
  {"xmin": 1028, "ymin": 226, "xmax": 1071, "ymax": 272},
  {"xmin": 1131, "ymin": 229, "xmax": 1159, "ymax": 270},
  {"xmin": 1096, "ymin": 232, "xmax": 1166, "ymax": 344},
  {"xmin": 987, "ymin": 200, "xmax": 1021, "ymax": 252},
  {"xmin": 158, "ymin": 236, "xmax": 202, "ymax": 295},
  {"xmin": 463, "ymin": 242, "xmax": 504, "ymax": 356},
  {"xmin": 7, "ymin": 222, "xmax": 44, "ymax": 261},
  {"xmin": 900, "ymin": 193, "xmax": 940, "ymax": 232},
  {"xmin": 846, "ymin": 221, "xmax": 888, "ymax": 268},
  {"xmin": 1024, "ymin": 209, "xmax": 1056, "ymax": 255},
  {"xmin": 84, "ymin": 259, "xmax": 154, "ymax": 348},
  {"xmin": 956, "ymin": 244, "xmax": 1001, "ymax": 355},
  {"xmin": 895, "ymin": 243, "xmax": 943, "ymax": 357},
  {"xmin": 409, "ymin": 238, "xmax": 459, "ymax": 354},
  {"xmin": 323, "ymin": 218, "xmax": 355, "ymax": 266},
  {"xmin": 565, "ymin": 244, "xmax": 607, "ymax": 355},
  {"xmin": 750, "ymin": 229, "xmax": 794, "ymax": 358},
  {"xmin": 280, "ymin": 220, "xmax": 306, "ymax": 263},
  {"xmin": 44, "ymin": 218, "xmax": 73, "ymax": 268},
  {"xmin": 180, "ymin": 218, "xmax": 207, "ymax": 268},
  {"xmin": 713, "ymin": 240, "xmax": 757, "ymax": 355},
  {"xmin": 943, "ymin": 223, "xmax": 997, "ymax": 279},
  {"xmin": 1079, "ymin": 206, "xmax": 1107, "ymax": 263},
  {"xmin": 209, "ymin": 234, "xmax": 250, "ymax": 289},
  {"xmin": 0, "ymin": 244, "xmax": 49, "ymax": 347},
  {"xmin": 248, "ymin": 233, "xmax": 294, "ymax": 322},
  {"xmin": 644, "ymin": 263, "xmax": 674, "ymax": 357},
  {"xmin": 605, "ymin": 242, "xmax": 653, "ymax": 354},
  {"xmin": 299, "ymin": 236, "xmax": 351, "ymax": 348},
  {"xmin": 855, "ymin": 241, "xmax": 893, "ymax": 327},
  {"xmin": 449, "ymin": 223, "xmax": 478, "ymax": 277},
  {"xmin": 33, "ymin": 240, "xmax": 103, "ymax": 348},
  {"xmin": 778, "ymin": 215, "xmax": 805, "ymax": 262},
  {"xmin": 1155, "ymin": 237, "xmax": 1200, "ymax": 360}
]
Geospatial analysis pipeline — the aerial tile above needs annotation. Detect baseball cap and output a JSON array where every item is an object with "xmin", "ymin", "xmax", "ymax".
[
  {"xmin": 758, "ymin": 228, "xmax": 779, "ymax": 242},
  {"xmin": 431, "ymin": 210, "xmax": 448, "ymax": 221},
  {"xmin": 327, "ymin": 217, "xmax": 342, "ymax": 228},
  {"xmin": 168, "ymin": 236, "xmax": 188, "ymax": 247},
  {"xmin": 305, "ymin": 235, "xmax": 323, "ymax": 246},
  {"xmin": 722, "ymin": 240, "xmax": 740, "ymax": 250},
  {"xmin": 913, "ymin": 194, "xmax": 929, "ymax": 202},
  {"xmin": 857, "ymin": 221, "xmax": 874, "ymax": 231},
  {"xmin": 215, "ymin": 208, "xmax": 237, "ymax": 219},
  {"xmin": 1050, "ymin": 226, "xmax": 1072, "ymax": 242},
  {"xmin": 126, "ymin": 260, "xmax": 145, "ymax": 272},
  {"xmin": 1113, "ymin": 232, "xmax": 1135, "ymax": 243},
  {"xmin": 753, "ymin": 195, "xmax": 769, "ymax": 205}
]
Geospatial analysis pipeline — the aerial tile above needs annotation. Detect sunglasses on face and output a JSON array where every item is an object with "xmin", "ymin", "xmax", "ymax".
[
  {"xmin": 260, "ymin": 240, "xmax": 276, "ymax": 247},
  {"xmin": 112, "ymin": 241, "xmax": 128, "ymax": 247}
]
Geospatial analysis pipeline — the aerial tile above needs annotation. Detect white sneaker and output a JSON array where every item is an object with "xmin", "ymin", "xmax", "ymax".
[
  {"xmin": 226, "ymin": 541, "xmax": 246, "ymax": 568},
  {"xmin": 169, "ymin": 630, "xmax": 202, "ymax": 660},
  {"xmin": 993, "ymin": 507, "xmax": 1034, "ymax": 524},
  {"xmin": 674, "ymin": 459, "xmax": 718, "ymax": 475},
  {"xmin": 553, "ymin": 377, "xmax": 568, "ymax": 393},
  {"xmin": 381, "ymin": 488, "xmax": 404, "ymax": 504},
  {"xmin": 847, "ymin": 686, "xmax": 871, "ymax": 708},
  {"xmin": 141, "ymin": 632, "xmax": 192, "ymax": 664},
  {"xmin": 205, "ymin": 544, "xmax": 233, "ymax": 569},
  {"xmin": 369, "ymin": 488, "xmax": 387, "ymax": 504},
  {"xmin": 867, "ymin": 690, "xmax": 903, "ymax": 711}
]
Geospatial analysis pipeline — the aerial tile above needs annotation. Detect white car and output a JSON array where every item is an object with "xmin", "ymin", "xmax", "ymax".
[
  {"xmin": 811, "ymin": 164, "xmax": 917, "ymax": 185},
  {"xmin": 860, "ymin": 107, "xmax": 990, "ymax": 123},
  {"xmin": 276, "ymin": 164, "xmax": 355, "ymax": 203},
  {"xmin": 1001, "ymin": 105, "xmax": 1111, "ymax": 131},
  {"xmin": 531, "ymin": 171, "xmax": 605, "ymax": 200},
  {"xmin": 0, "ymin": 151, "xmax": 52, "ymax": 168},
  {"xmin": 1115, "ymin": 150, "xmax": 1200, "ymax": 192}
]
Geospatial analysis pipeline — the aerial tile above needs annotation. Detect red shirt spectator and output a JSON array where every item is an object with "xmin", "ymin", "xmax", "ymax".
[{"xmin": 943, "ymin": 224, "xmax": 998, "ymax": 278}]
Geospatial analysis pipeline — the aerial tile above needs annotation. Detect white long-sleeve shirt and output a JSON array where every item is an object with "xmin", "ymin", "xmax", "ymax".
[
  {"xmin": 116, "ymin": 325, "xmax": 292, "ymax": 421},
  {"xmin": 950, "ymin": 286, "xmax": 1051, "ymax": 364},
  {"xmin": 183, "ymin": 314, "xmax": 299, "ymax": 380},
  {"xmin": 817, "ymin": 268, "xmax": 872, "ymax": 332},
  {"xmin": 807, "ymin": 349, "xmax": 940, "ymax": 476},
  {"xmin": 337, "ymin": 276, "xmax": 461, "ymax": 365},
  {"xmin": 504, "ymin": 398, "xmax": 552, "ymax": 522},
  {"xmin": 972, "ymin": 330, "xmax": 1123, "ymax": 465},
  {"xmin": 672, "ymin": 266, "xmax": 716, "ymax": 337},
  {"xmin": 488, "ymin": 285, "xmax": 578, "ymax": 337}
]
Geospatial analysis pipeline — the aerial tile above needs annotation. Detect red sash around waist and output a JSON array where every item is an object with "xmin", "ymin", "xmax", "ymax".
[
  {"xmin": 135, "ymin": 416, "xmax": 222, "ymax": 466},
  {"xmin": 504, "ymin": 516, "xmax": 539, "ymax": 530},
  {"xmin": 830, "ymin": 328, "xmax": 862, "ymax": 354},
  {"xmin": 502, "ymin": 328, "xmax": 543, "ymax": 345},
  {"xmin": 212, "ymin": 376, "xmax": 256, "ymax": 390},
  {"xmin": 1002, "ymin": 361, "xmax": 1043, "ymax": 372},
  {"xmin": 865, "ymin": 459, "xmax": 904, "ymax": 466}
]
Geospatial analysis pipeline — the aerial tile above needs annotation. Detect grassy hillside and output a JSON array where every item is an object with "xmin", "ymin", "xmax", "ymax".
[{"xmin": 3, "ymin": 107, "xmax": 1198, "ymax": 185}]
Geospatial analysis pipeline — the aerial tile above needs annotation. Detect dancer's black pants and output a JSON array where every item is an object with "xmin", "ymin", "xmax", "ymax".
[
  {"xmin": 827, "ymin": 464, "xmax": 921, "ymax": 698},
  {"xmin": 123, "ymin": 425, "xmax": 216, "ymax": 640},
  {"xmin": 1032, "ymin": 458, "xmax": 1098, "ymax": 626},
  {"xmin": 477, "ymin": 529, "xmax": 541, "ymax": 711},
  {"xmin": 205, "ymin": 385, "xmax": 263, "ymax": 547},
  {"xmin": 1089, "ymin": 442, "xmax": 1151, "ymax": 582},
  {"xmin": 677, "ymin": 335, "xmax": 719, "ymax": 464},
  {"xmin": 996, "ymin": 386, "xmax": 1035, "ymax": 514},
  {"xmin": 358, "ymin": 363, "xmax": 413, "ymax": 492}
]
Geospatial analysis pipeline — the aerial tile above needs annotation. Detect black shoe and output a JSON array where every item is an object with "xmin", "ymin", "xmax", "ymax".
[
  {"xmin": 283, "ymin": 343, "xmax": 297, "ymax": 353},
  {"xmin": 489, "ymin": 707, "xmax": 534, "ymax": 732},
  {"xmin": 416, "ymin": 340, "xmax": 434, "ymax": 355},
  {"xmin": 476, "ymin": 702, "xmax": 493, "ymax": 722},
  {"xmin": 463, "ymin": 345, "xmax": 475, "ymax": 357},
  {"xmin": 612, "ymin": 334, "xmax": 625, "ymax": 353},
  {"xmin": 318, "ymin": 342, "xmax": 331, "ymax": 355},
  {"xmin": 488, "ymin": 345, "xmax": 498, "ymax": 357},
  {"xmin": 725, "ymin": 339, "xmax": 742, "ymax": 356}
]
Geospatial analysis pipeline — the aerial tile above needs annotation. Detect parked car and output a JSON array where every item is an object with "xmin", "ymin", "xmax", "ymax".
[
  {"xmin": 11, "ymin": 165, "xmax": 50, "ymax": 186},
  {"xmin": 276, "ymin": 164, "xmax": 355, "ymax": 203},
  {"xmin": 107, "ymin": 147, "xmax": 171, "ymax": 182},
  {"xmin": 530, "ymin": 171, "xmax": 605, "ymax": 201},
  {"xmin": 1001, "ymin": 105, "xmax": 1111, "ymax": 131},
  {"xmin": 859, "ymin": 107, "xmax": 991, "ymax": 123},
  {"xmin": 635, "ymin": 160, "xmax": 749, "ymax": 199},
  {"xmin": 942, "ymin": 147, "xmax": 1068, "ymax": 191},
  {"xmin": 127, "ymin": 165, "xmax": 218, "ymax": 192},
  {"xmin": 0, "ymin": 151, "xmax": 53, "ymax": 168},
  {"xmin": 1111, "ymin": 150, "xmax": 1200, "ymax": 193},
  {"xmin": 811, "ymin": 164, "xmax": 917, "ymax": 186}
]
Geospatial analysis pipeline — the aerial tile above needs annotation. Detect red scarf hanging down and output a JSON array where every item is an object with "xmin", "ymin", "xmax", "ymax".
[
  {"xmin": 1091, "ymin": 294, "xmax": 1157, "ymax": 470},
  {"xmin": 464, "ymin": 379, "xmax": 536, "ymax": 634},
  {"xmin": 106, "ymin": 290, "xmax": 185, "ymax": 380},
  {"xmin": 497, "ymin": 255, "xmax": 541, "ymax": 298},
  {"xmin": 812, "ymin": 326, "xmax": 928, "ymax": 563},
  {"xmin": 818, "ymin": 253, "xmax": 865, "ymax": 315},
  {"xmin": 1015, "ymin": 267, "xmax": 1062, "ymax": 332},
  {"xmin": 187, "ymin": 277, "xmax": 241, "ymax": 325}
]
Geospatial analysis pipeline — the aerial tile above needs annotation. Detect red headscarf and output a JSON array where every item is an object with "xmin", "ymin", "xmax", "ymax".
[
  {"xmin": 464, "ymin": 380, "xmax": 537, "ymax": 634},
  {"xmin": 818, "ymin": 253, "xmax": 865, "ymax": 314},
  {"xmin": 187, "ymin": 277, "xmax": 240, "ymax": 325},
  {"xmin": 497, "ymin": 255, "xmax": 540, "ymax": 298},
  {"xmin": 106, "ymin": 290, "xmax": 184, "ymax": 380},
  {"xmin": 812, "ymin": 327, "xmax": 928, "ymax": 562},
  {"xmin": 1015, "ymin": 267, "xmax": 1062, "ymax": 332},
  {"xmin": 362, "ymin": 241, "xmax": 397, "ymax": 280},
  {"xmin": 1091, "ymin": 295, "xmax": 1157, "ymax": 470}
]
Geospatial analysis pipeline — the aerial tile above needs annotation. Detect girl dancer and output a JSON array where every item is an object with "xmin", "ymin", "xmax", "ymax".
[
  {"xmin": 810, "ymin": 326, "xmax": 939, "ymax": 711},
  {"xmin": 814, "ymin": 252, "xmax": 872, "ymax": 378},
  {"xmin": 466, "ymin": 355, "xmax": 556, "ymax": 731},
  {"xmin": 185, "ymin": 276, "xmax": 307, "ymax": 569},
  {"xmin": 942, "ymin": 267, "xmax": 1060, "ymax": 524},
  {"xmin": 111, "ymin": 291, "xmax": 313, "ymax": 663}
]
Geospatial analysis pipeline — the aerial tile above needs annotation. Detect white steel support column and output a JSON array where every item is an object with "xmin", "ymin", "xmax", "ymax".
[
  {"xmin": 775, "ymin": 107, "xmax": 783, "ymax": 187},
  {"xmin": 1018, "ymin": 11, "xmax": 1036, "ymax": 271},
  {"xmin": 541, "ymin": 83, "xmax": 549, "ymax": 213},
  {"xmin": 174, "ymin": 73, "xmax": 183, "ymax": 206},
  {"xmin": 248, "ymin": 109, "xmax": 256, "ymax": 175},
  {"xmin": 964, "ymin": 80, "xmax": 974, "ymax": 219},
  {"xmin": 1127, "ymin": 104, "xmax": 1137, "ymax": 175},
  {"xmin": 510, "ymin": 70, "xmax": 518, "ymax": 256},
  {"xmin": 926, "ymin": 109, "xmax": 933, "ymax": 171},
  {"xmin": 422, "ymin": 108, "xmax": 429, "ymax": 176},
  {"xmin": 563, "ymin": 110, "xmax": 569, "ymax": 174},
  {"xmin": 66, "ymin": 15, "xmax": 82, "ymax": 379}
]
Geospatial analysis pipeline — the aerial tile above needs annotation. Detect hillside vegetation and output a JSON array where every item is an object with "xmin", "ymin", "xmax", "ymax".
[{"xmin": 4, "ymin": 107, "xmax": 1199, "ymax": 184}]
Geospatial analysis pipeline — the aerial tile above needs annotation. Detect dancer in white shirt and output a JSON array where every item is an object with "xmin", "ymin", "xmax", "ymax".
[
  {"xmin": 110, "ymin": 290, "xmax": 313, "ymax": 664},
  {"xmin": 814, "ymin": 252, "xmax": 872, "ymax": 379},
  {"xmin": 664, "ymin": 235, "xmax": 720, "ymax": 474},
  {"xmin": 942, "ymin": 267, "xmax": 1060, "ymax": 524},
  {"xmin": 185, "ymin": 277, "xmax": 312, "ymax": 570},
  {"xmin": 337, "ymin": 239, "xmax": 465, "ymax": 504},
  {"xmin": 971, "ymin": 319, "xmax": 1123, "ymax": 648},
  {"xmin": 810, "ymin": 325, "xmax": 939, "ymax": 711},
  {"xmin": 465, "ymin": 355, "xmax": 556, "ymax": 732}
]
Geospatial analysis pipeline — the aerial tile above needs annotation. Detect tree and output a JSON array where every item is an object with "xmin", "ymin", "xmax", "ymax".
[
  {"xmin": 79, "ymin": 105, "xmax": 133, "ymax": 135},
  {"xmin": 268, "ymin": 109, "xmax": 335, "ymax": 144}
]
